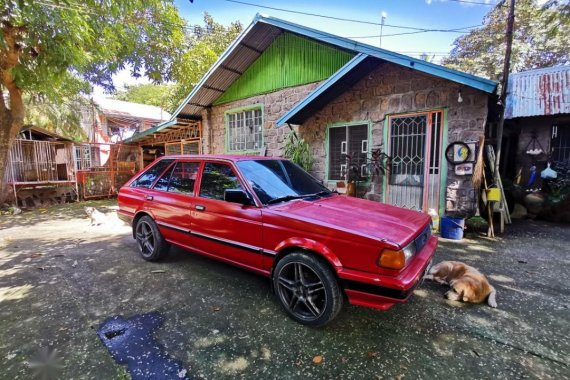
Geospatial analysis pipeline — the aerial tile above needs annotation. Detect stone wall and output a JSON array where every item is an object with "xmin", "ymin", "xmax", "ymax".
[
  {"xmin": 298, "ymin": 62, "xmax": 489, "ymax": 215},
  {"xmin": 201, "ymin": 82, "xmax": 321, "ymax": 156}
]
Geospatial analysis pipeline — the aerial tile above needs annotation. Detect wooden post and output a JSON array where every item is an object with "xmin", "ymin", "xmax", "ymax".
[{"xmin": 493, "ymin": 0, "xmax": 516, "ymax": 183}]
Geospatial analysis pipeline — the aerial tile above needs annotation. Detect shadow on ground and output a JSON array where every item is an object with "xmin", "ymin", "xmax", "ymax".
[{"xmin": 0, "ymin": 200, "xmax": 568, "ymax": 379}]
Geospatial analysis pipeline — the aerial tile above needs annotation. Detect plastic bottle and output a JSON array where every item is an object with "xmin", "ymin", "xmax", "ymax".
[{"xmin": 428, "ymin": 208, "xmax": 440, "ymax": 232}]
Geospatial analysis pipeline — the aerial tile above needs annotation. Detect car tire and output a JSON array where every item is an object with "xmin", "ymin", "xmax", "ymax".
[
  {"xmin": 134, "ymin": 216, "xmax": 169, "ymax": 262},
  {"xmin": 273, "ymin": 252, "xmax": 343, "ymax": 327}
]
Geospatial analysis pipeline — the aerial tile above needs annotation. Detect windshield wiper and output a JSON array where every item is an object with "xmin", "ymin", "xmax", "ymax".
[
  {"xmin": 266, "ymin": 195, "xmax": 309, "ymax": 205},
  {"xmin": 267, "ymin": 191, "xmax": 332, "ymax": 205}
]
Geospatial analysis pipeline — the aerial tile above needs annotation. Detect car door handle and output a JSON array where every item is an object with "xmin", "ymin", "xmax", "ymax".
[
  {"xmin": 145, "ymin": 195, "xmax": 153, "ymax": 201},
  {"xmin": 195, "ymin": 205, "xmax": 206, "ymax": 211}
]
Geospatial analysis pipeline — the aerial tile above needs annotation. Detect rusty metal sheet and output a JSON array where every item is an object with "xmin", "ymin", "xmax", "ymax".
[{"xmin": 506, "ymin": 66, "xmax": 570, "ymax": 119}]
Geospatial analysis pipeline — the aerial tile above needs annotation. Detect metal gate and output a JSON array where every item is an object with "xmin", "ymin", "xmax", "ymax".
[{"xmin": 386, "ymin": 110, "xmax": 443, "ymax": 212}]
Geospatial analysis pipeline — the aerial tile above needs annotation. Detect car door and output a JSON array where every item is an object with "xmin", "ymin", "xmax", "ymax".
[
  {"xmin": 190, "ymin": 161, "xmax": 263, "ymax": 271},
  {"xmin": 147, "ymin": 160, "xmax": 200, "ymax": 245}
]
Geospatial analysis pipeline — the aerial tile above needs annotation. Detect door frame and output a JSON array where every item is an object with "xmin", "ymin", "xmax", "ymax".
[{"xmin": 382, "ymin": 108, "xmax": 448, "ymax": 215}]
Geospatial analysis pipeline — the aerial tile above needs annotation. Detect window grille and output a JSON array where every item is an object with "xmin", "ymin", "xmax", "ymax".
[
  {"xmin": 328, "ymin": 124, "xmax": 368, "ymax": 181},
  {"xmin": 75, "ymin": 145, "xmax": 92, "ymax": 170},
  {"xmin": 227, "ymin": 108, "xmax": 263, "ymax": 152}
]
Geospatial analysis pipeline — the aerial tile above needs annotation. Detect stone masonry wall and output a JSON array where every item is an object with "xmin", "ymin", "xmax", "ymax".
[
  {"xmin": 298, "ymin": 62, "xmax": 489, "ymax": 215},
  {"xmin": 201, "ymin": 82, "xmax": 321, "ymax": 156}
]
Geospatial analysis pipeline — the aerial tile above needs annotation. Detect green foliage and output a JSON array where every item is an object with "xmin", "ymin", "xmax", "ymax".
[
  {"xmin": 1, "ymin": 0, "xmax": 186, "ymax": 99},
  {"xmin": 283, "ymin": 131, "xmax": 314, "ymax": 172},
  {"xmin": 24, "ymin": 95, "xmax": 87, "ymax": 141},
  {"xmin": 167, "ymin": 13, "xmax": 243, "ymax": 111},
  {"xmin": 442, "ymin": 0, "xmax": 570, "ymax": 80},
  {"xmin": 114, "ymin": 84, "xmax": 172, "ymax": 108}
]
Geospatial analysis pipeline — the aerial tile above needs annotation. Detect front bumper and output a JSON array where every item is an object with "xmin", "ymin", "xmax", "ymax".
[{"xmin": 339, "ymin": 235, "xmax": 437, "ymax": 310}]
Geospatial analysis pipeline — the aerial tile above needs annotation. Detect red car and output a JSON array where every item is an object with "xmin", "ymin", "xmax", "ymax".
[{"xmin": 118, "ymin": 155, "xmax": 436, "ymax": 326}]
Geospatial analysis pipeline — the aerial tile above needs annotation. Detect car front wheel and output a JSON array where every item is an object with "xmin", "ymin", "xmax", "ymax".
[
  {"xmin": 135, "ymin": 216, "xmax": 169, "ymax": 261},
  {"xmin": 273, "ymin": 252, "xmax": 343, "ymax": 327}
]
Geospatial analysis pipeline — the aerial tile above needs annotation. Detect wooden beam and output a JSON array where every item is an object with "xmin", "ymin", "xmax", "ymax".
[
  {"xmin": 220, "ymin": 65, "xmax": 242, "ymax": 75},
  {"xmin": 240, "ymin": 42, "xmax": 263, "ymax": 54}
]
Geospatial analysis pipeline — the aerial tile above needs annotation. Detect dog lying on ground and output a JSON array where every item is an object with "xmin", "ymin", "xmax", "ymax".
[
  {"xmin": 425, "ymin": 261, "xmax": 497, "ymax": 308},
  {"xmin": 84, "ymin": 206, "xmax": 107, "ymax": 226}
]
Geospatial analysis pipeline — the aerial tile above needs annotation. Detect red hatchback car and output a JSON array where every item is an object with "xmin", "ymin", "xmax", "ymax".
[{"xmin": 118, "ymin": 155, "xmax": 437, "ymax": 326}]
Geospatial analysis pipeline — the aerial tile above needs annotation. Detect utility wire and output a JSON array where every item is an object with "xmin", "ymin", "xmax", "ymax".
[
  {"xmin": 223, "ymin": 0, "xmax": 481, "ymax": 32},
  {"xmin": 447, "ymin": 0, "xmax": 506, "ymax": 6}
]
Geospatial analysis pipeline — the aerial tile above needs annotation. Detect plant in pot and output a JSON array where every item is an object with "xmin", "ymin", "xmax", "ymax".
[{"xmin": 283, "ymin": 131, "xmax": 313, "ymax": 172}]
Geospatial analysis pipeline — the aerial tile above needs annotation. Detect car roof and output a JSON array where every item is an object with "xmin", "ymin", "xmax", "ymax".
[{"xmin": 159, "ymin": 154, "xmax": 286, "ymax": 162}]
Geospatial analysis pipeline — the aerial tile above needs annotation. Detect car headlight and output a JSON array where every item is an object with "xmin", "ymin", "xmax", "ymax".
[{"xmin": 378, "ymin": 241, "xmax": 416, "ymax": 270}]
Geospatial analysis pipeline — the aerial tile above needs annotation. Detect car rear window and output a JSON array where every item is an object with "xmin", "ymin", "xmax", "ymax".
[
  {"xmin": 131, "ymin": 159, "xmax": 173, "ymax": 188},
  {"xmin": 154, "ymin": 161, "xmax": 199, "ymax": 195}
]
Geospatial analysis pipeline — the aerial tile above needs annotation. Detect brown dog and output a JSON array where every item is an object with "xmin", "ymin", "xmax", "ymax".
[{"xmin": 425, "ymin": 261, "xmax": 497, "ymax": 308}]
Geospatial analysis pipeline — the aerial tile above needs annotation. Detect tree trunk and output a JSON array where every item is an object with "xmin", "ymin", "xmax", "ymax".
[{"xmin": 0, "ymin": 25, "xmax": 26, "ymax": 205}]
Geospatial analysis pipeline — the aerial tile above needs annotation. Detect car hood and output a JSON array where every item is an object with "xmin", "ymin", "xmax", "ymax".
[{"xmin": 267, "ymin": 195, "xmax": 430, "ymax": 246}]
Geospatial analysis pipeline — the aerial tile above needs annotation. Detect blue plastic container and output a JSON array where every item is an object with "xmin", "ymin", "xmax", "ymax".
[{"xmin": 440, "ymin": 216, "xmax": 465, "ymax": 240}]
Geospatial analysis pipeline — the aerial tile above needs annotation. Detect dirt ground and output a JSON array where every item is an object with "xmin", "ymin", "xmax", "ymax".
[{"xmin": 0, "ymin": 200, "xmax": 569, "ymax": 379}]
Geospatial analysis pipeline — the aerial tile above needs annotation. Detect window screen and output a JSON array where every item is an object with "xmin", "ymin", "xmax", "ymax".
[
  {"xmin": 199, "ymin": 163, "xmax": 243, "ymax": 201},
  {"xmin": 227, "ymin": 108, "xmax": 263, "ymax": 151},
  {"xmin": 131, "ymin": 159, "xmax": 173, "ymax": 188},
  {"xmin": 328, "ymin": 124, "xmax": 368, "ymax": 181}
]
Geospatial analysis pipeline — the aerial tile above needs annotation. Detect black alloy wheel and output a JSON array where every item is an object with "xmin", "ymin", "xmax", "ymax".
[
  {"xmin": 274, "ymin": 253, "xmax": 343, "ymax": 327},
  {"xmin": 135, "ymin": 216, "xmax": 169, "ymax": 261}
]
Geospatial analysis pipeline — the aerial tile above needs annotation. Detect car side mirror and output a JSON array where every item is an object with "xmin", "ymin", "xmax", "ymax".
[{"xmin": 224, "ymin": 189, "xmax": 254, "ymax": 206}]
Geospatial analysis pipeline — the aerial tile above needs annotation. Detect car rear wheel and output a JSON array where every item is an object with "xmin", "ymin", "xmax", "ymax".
[
  {"xmin": 135, "ymin": 216, "xmax": 169, "ymax": 261},
  {"xmin": 273, "ymin": 252, "xmax": 343, "ymax": 327}
]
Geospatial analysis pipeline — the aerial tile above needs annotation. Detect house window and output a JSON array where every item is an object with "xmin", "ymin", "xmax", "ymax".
[
  {"xmin": 75, "ymin": 145, "xmax": 92, "ymax": 170},
  {"xmin": 327, "ymin": 123, "xmax": 369, "ymax": 181},
  {"xmin": 226, "ymin": 106, "xmax": 263, "ymax": 152}
]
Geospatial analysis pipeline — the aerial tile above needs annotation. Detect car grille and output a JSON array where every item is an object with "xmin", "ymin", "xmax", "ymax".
[{"xmin": 414, "ymin": 224, "xmax": 431, "ymax": 253}]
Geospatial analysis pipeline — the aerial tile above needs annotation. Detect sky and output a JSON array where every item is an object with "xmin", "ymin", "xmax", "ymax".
[{"xmin": 96, "ymin": 0, "xmax": 502, "ymax": 97}]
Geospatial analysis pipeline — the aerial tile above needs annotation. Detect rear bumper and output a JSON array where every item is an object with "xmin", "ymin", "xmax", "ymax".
[
  {"xmin": 117, "ymin": 210, "xmax": 134, "ymax": 226},
  {"xmin": 338, "ymin": 235, "xmax": 437, "ymax": 311}
]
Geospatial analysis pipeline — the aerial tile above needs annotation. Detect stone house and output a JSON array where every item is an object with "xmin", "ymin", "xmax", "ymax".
[{"xmin": 140, "ymin": 14, "xmax": 498, "ymax": 217}]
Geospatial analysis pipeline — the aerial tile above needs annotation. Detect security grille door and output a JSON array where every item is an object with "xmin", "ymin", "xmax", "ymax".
[{"xmin": 387, "ymin": 111, "xmax": 442, "ymax": 212}]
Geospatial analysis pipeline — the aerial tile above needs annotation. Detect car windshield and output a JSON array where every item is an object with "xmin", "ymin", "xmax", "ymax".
[{"xmin": 237, "ymin": 160, "xmax": 332, "ymax": 205}]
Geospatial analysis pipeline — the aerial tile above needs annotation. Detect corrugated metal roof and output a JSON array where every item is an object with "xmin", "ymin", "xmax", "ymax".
[
  {"xmin": 505, "ymin": 66, "xmax": 570, "ymax": 119},
  {"xmin": 169, "ymin": 14, "xmax": 497, "ymax": 122},
  {"xmin": 93, "ymin": 97, "xmax": 171, "ymax": 121}
]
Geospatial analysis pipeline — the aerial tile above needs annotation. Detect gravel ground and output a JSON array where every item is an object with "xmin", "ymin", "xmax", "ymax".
[{"xmin": 0, "ymin": 200, "xmax": 568, "ymax": 379}]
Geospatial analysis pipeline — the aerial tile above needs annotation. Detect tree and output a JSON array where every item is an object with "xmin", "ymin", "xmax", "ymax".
[
  {"xmin": 0, "ymin": 0, "xmax": 185, "ymax": 200},
  {"xmin": 442, "ymin": 0, "xmax": 570, "ymax": 80},
  {"xmin": 167, "ymin": 13, "xmax": 242, "ymax": 111},
  {"xmin": 114, "ymin": 83, "xmax": 172, "ymax": 108},
  {"xmin": 24, "ymin": 95, "xmax": 88, "ymax": 141}
]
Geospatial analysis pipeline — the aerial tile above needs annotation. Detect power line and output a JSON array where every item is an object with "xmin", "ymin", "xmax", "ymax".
[
  {"xmin": 447, "ymin": 0, "xmax": 506, "ymax": 6},
  {"xmin": 223, "ymin": 0, "xmax": 481, "ymax": 32}
]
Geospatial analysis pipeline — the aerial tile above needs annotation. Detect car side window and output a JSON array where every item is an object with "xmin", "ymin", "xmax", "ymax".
[
  {"xmin": 167, "ymin": 162, "xmax": 200, "ymax": 194},
  {"xmin": 131, "ymin": 159, "xmax": 173, "ymax": 188},
  {"xmin": 199, "ymin": 162, "xmax": 243, "ymax": 201}
]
